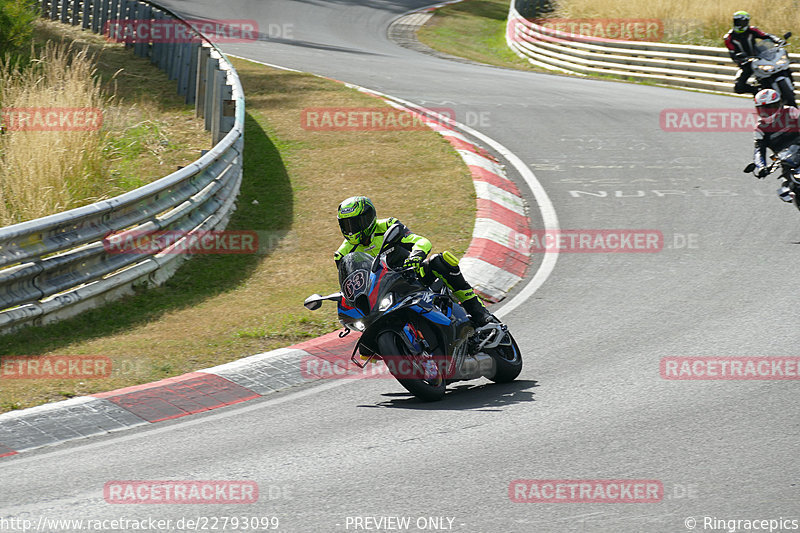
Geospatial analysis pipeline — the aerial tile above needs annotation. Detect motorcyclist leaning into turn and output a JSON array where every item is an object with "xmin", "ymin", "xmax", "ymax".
[
  {"xmin": 724, "ymin": 11, "xmax": 785, "ymax": 96},
  {"xmin": 752, "ymin": 88, "xmax": 800, "ymax": 202},
  {"xmin": 334, "ymin": 196, "xmax": 499, "ymax": 328}
]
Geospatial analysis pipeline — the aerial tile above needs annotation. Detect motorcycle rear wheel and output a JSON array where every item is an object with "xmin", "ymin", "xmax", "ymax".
[{"xmin": 486, "ymin": 331, "xmax": 523, "ymax": 383}]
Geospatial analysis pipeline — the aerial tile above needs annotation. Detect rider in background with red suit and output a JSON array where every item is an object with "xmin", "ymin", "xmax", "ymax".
[{"xmin": 724, "ymin": 11, "xmax": 785, "ymax": 96}]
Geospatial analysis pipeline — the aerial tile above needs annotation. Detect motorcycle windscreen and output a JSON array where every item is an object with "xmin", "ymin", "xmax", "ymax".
[
  {"xmin": 338, "ymin": 252, "xmax": 374, "ymax": 310},
  {"xmin": 755, "ymin": 39, "xmax": 780, "ymax": 54}
]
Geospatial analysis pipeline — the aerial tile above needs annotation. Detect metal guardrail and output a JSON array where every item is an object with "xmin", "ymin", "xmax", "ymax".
[
  {"xmin": 0, "ymin": 0, "xmax": 245, "ymax": 334},
  {"xmin": 506, "ymin": 3, "xmax": 800, "ymax": 94}
]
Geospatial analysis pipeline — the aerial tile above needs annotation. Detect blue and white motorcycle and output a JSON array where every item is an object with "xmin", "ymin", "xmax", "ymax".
[{"xmin": 304, "ymin": 223, "xmax": 522, "ymax": 401}]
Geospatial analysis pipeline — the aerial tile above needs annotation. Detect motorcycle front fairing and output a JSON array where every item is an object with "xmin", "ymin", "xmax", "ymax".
[
  {"xmin": 777, "ymin": 144, "xmax": 800, "ymax": 166},
  {"xmin": 775, "ymin": 145, "xmax": 800, "ymax": 184},
  {"xmin": 752, "ymin": 44, "xmax": 791, "ymax": 79},
  {"xmin": 336, "ymin": 252, "xmax": 425, "ymax": 333},
  {"xmin": 338, "ymin": 253, "xmax": 473, "ymax": 366}
]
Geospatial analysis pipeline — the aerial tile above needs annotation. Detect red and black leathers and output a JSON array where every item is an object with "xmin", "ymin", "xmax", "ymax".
[
  {"xmin": 753, "ymin": 107, "xmax": 800, "ymax": 172},
  {"xmin": 724, "ymin": 26, "xmax": 783, "ymax": 95}
]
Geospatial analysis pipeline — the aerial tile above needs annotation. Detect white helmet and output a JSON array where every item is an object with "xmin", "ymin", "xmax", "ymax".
[{"xmin": 755, "ymin": 89, "xmax": 781, "ymax": 122}]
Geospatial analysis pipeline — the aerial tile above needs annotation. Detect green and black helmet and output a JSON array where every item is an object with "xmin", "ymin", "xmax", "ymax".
[
  {"xmin": 733, "ymin": 11, "xmax": 750, "ymax": 33},
  {"xmin": 337, "ymin": 196, "xmax": 377, "ymax": 246}
]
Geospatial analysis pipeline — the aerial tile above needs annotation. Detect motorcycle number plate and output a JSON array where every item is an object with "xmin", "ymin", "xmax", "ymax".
[{"xmin": 342, "ymin": 269, "xmax": 368, "ymax": 301}]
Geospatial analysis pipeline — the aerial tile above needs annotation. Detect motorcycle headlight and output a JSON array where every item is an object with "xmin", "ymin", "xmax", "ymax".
[
  {"xmin": 352, "ymin": 320, "xmax": 366, "ymax": 332},
  {"xmin": 759, "ymin": 65, "xmax": 775, "ymax": 71},
  {"xmin": 378, "ymin": 294, "xmax": 394, "ymax": 312}
]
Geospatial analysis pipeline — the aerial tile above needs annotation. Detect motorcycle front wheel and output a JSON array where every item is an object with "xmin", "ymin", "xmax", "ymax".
[{"xmin": 377, "ymin": 328, "xmax": 447, "ymax": 402}]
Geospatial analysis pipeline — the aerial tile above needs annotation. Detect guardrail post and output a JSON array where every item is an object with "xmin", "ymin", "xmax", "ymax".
[
  {"xmin": 134, "ymin": 3, "xmax": 150, "ymax": 57},
  {"xmin": 176, "ymin": 42, "xmax": 193, "ymax": 95},
  {"xmin": 215, "ymin": 81, "xmax": 235, "ymax": 145},
  {"xmin": 131, "ymin": 0, "xmax": 142, "ymax": 50},
  {"xmin": 108, "ymin": 0, "xmax": 125, "ymax": 43},
  {"xmin": 71, "ymin": 0, "xmax": 80, "ymax": 25},
  {"xmin": 122, "ymin": 0, "xmax": 133, "ymax": 49},
  {"xmin": 91, "ymin": 0, "xmax": 101, "ymax": 32},
  {"xmin": 203, "ymin": 57, "xmax": 219, "ymax": 130},
  {"xmin": 195, "ymin": 45, "xmax": 211, "ymax": 118},
  {"xmin": 81, "ymin": 0, "xmax": 90, "ymax": 28},
  {"xmin": 49, "ymin": 0, "xmax": 58, "ymax": 20},
  {"xmin": 185, "ymin": 40, "xmax": 201, "ymax": 104},
  {"xmin": 163, "ymin": 15, "xmax": 176, "ymax": 75},
  {"xmin": 169, "ymin": 31, "xmax": 184, "ymax": 80},
  {"xmin": 60, "ymin": 0, "xmax": 69, "ymax": 22},
  {"xmin": 156, "ymin": 11, "xmax": 169, "ymax": 71},
  {"xmin": 152, "ymin": 11, "xmax": 165, "ymax": 67},
  {"xmin": 210, "ymin": 68, "xmax": 227, "ymax": 144},
  {"xmin": 130, "ymin": 1, "xmax": 140, "ymax": 55},
  {"xmin": 98, "ymin": 0, "xmax": 110, "ymax": 34},
  {"xmin": 149, "ymin": 9, "xmax": 161, "ymax": 65}
]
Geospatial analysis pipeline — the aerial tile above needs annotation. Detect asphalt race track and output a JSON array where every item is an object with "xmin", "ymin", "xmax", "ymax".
[{"xmin": 1, "ymin": 2, "xmax": 798, "ymax": 532}]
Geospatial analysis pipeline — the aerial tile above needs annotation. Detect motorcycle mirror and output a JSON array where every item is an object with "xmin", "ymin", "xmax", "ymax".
[
  {"xmin": 378, "ymin": 222, "xmax": 404, "ymax": 257},
  {"xmin": 744, "ymin": 163, "xmax": 756, "ymax": 173},
  {"xmin": 304, "ymin": 294, "xmax": 324, "ymax": 311},
  {"xmin": 383, "ymin": 223, "xmax": 403, "ymax": 245},
  {"xmin": 785, "ymin": 31, "xmax": 792, "ymax": 40},
  {"xmin": 304, "ymin": 292, "xmax": 343, "ymax": 310}
]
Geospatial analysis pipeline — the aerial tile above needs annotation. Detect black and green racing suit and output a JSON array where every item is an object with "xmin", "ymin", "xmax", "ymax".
[{"xmin": 334, "ymin": 217, "xmax": 492, "ymax": 324}]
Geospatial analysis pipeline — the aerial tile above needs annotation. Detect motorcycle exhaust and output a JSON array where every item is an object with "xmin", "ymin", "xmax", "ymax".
[{"xmin": 452, "ymin": 352, "xmax": 496, "ymax": 380}]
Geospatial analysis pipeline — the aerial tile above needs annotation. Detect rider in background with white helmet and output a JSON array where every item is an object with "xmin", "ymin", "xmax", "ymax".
[
  {"xmin": 724, "ymin": 11, "xmax": 785, "ymax": 96},
  {"xmin": 752, "ymin": 88, "xmax": 800, "ymax": 202}
]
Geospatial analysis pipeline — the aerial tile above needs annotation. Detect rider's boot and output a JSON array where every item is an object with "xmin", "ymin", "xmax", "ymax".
[
  {"xmin": 462, "ymin": 295, "xmax": 499, "ymax": 328},
  {"xmin": 778, "ymin": 180, "xmax": 794, "ymax": 202}
]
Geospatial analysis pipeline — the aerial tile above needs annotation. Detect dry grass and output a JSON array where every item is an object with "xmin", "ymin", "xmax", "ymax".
[
  {"xmin": 0, "ymin": 41, "xmax": 109, "ymax": 225},
  {"xmin": 553, "ymin": 0, "xmax": 800, "ymax": 45},
  {"xmin": 0, "ymin": 19, "xmax": 211, "ymax": 226}
]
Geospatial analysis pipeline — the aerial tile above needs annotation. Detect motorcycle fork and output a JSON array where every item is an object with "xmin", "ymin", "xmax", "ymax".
[
  {"xmin": 402, "ymin": 322, "xmax": 430, "ymax": 354},
  {"xmin": 349, "ymin": 323, "xmax": 431, "ymax": 370}
]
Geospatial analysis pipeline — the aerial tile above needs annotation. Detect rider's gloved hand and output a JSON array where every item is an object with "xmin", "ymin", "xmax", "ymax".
[
  {"xmin": 755, "ymin": 165, "xmax": 770, "ymax": 178},
  {"xmin": 403, "ymin": 250, "xmax": 426, "ymax": 276}
]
